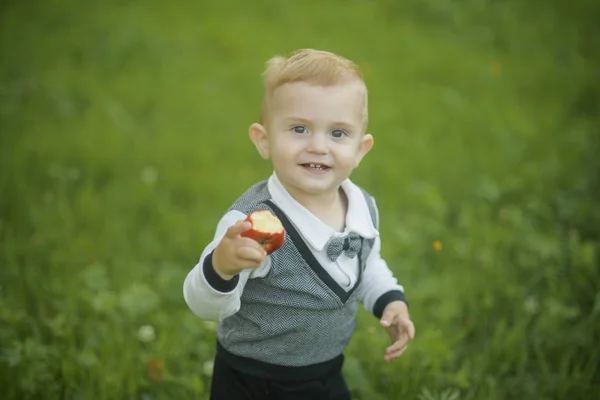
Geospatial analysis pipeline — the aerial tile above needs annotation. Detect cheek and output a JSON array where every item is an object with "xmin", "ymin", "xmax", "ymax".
[
  {"xmin": 271, "ymin": 136, "xmax": 301, "ymax": 156},
  {"xmin": 269, "ymin": 141, "xmax": 293, "ymax": 166},
  {"xmin": 335, "ymin": 145, "xmax": 360, "ymax": 164}
]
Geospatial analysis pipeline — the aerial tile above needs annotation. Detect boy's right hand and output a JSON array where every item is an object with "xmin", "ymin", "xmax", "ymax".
[{"xmin": 212, "ymin": 220, "xmax": 268, "ymax": 280}]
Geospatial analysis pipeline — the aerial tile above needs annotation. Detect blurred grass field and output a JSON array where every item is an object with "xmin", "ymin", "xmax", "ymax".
[{"xmin": 1, "ymin": 0, "xmax": 599, "ymax": 399}]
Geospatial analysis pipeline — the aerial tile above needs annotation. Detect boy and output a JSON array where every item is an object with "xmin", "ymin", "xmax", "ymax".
[{"xmin": 183, "ymin": 49, "xmax": 415, "ymax": 399}]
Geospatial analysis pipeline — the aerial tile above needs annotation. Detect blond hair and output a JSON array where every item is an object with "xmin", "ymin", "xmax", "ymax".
[{"xmin": 260, "ymin": 49, "xmax": 368, "ymax": 129}]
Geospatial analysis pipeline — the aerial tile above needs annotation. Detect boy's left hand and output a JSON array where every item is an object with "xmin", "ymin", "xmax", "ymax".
[{"xmin": 379, "ymin": 300, "xmax": 415, "ymax": 362}]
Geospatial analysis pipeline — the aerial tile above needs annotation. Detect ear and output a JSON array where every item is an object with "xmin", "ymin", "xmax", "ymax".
[
  {"xmin": 249, "ymin": 123, "xmax": 270, "ymax": 159},
  {"xmin": 354, "ymin": 133, "xmax": 374, "ymax": 167}
]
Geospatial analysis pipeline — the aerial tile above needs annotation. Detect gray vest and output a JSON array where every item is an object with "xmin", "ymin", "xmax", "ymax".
[{"xmin": 217, "ymin": 180, "xmax": 378, "ymax": 367}]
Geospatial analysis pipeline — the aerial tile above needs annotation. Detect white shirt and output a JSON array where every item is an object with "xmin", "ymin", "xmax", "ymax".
[{"xmin": 183, "ymin": 172, "xmax": 405, "ymax": 322}]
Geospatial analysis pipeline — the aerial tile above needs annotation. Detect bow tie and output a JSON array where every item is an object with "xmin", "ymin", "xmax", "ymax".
[{"xmin": 326, "ymin": 232, "xmax": 362, "ymax": 261}]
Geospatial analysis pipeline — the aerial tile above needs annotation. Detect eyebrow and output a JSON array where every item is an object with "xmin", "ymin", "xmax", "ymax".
[{"xmin": 284, "ymin": 117, "xmax": 356, "ymax": 131}]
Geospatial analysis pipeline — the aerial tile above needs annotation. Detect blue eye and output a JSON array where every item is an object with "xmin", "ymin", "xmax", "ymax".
[
  {"xmin": 292, "ymin": 126, "xmax": 308, "ymax": 134},
  {"xmin": 331, "ymin": 129, "xmax": 347, "ymax": 138}
]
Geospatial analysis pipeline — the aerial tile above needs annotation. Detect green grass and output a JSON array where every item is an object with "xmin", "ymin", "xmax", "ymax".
[{"xmin": 1, "ymin": 0, "xmax": 599, "ymax": 399}]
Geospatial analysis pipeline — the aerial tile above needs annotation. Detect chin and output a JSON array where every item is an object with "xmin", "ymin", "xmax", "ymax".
[
  {"xmin": 300, "ymin": 182, "xmax": 339, "ymax": 195},
  {"xmin": 278, "ymin": 173, "xmax": 339, "ymax": 196}
]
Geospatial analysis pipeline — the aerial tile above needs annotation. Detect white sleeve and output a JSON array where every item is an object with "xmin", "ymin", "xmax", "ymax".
[
  {"xmin": 182, "ymin": 209, "xmax": 270, "ymax": 322},
  {"xmin": 357, "ymin": 198, "xmax": 407, "ymax": 316},
  {"xmin": 357, "ymin": 235, "xmax": 406, "ymax": 314}
]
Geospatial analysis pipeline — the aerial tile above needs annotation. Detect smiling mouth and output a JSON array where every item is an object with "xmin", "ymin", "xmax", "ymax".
[{"xmin": 300, "ymin": 163, "xmax": 331, "ymax": 171}]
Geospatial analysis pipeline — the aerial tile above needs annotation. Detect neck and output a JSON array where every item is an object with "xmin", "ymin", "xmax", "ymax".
[
  {"xmin": 289, "ymin": 188, "xmax": 340, "ymax": 215},
  {"xmin": 284, "ymin": 184, "xmax": 348, "ymax": 232}
]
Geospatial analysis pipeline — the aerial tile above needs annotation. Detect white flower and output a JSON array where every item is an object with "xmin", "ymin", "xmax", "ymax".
[{"xmin": 137, "ymin": 325, "xmax": 156, "ymax": 342}]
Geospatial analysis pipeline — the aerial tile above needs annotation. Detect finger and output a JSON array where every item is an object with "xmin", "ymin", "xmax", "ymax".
[
  {"xmin": 396, "ymin": 317, "xmax": 415, "ymax": 340},
  {"xmin": 385, "ymin": 321, "xmax": 414, "ymax": 353},
  {"xmin": 225, "ymin": 220, "xmax": 252, "ymax": 238},
  {"xmin": 235, "ymin": 259, "xmax": 265, "ymax": 269},
  {"xmin": 406, "ymin": 320, "xmax": 416, "ymax": 340},
  {"xmin": 380, "ymin": 311, "xmax": 396, "ymax": 327},
  {"xmin": 384, "ymin": 345, "xmax": 408, "ymax": 362},
  {"xmin": 231, "ymin": 252, "xmax": 265, "ymax": 269},
  {"xmin": 238, "ymin": 237, "xmax": 268, "ymax": 252},
  {"xmin": 386, "ymin": 334, "xmax": 410, "ymax": 354},
  {"xmin": 236, "ymin": 246, "xmax": 266, "ymax": 264}
]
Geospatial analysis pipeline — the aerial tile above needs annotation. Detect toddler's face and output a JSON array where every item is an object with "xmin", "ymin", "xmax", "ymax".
[{"xmin": 262, "ymin": 81, "xmax": 373, "ymax": 201}]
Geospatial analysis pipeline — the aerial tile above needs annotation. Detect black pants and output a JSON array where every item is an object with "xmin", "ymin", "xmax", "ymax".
[{"xmin": 209, "ymin": 355, "xmax": 351, "ymax": 400}]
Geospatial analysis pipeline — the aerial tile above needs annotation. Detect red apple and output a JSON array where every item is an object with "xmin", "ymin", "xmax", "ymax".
[{"xmin": 241, "ymin": 210, "xmax": 285, "ymax": 254}]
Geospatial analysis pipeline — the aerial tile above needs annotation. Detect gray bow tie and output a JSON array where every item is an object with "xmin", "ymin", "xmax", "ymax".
[{"xmin": 326, "ymin": 232, "xmax": 362, "ymax": 261}]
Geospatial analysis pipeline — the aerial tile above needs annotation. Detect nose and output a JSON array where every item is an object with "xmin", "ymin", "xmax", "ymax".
[{"xmin": 307, "ymin": 133, "xmax": 328, "ymax": 154}]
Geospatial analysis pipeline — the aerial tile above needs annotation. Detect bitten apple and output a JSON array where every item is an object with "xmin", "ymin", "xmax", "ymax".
[{"xmin": 241, "ymin": 210, "xmax": 285, "ymax": 254}]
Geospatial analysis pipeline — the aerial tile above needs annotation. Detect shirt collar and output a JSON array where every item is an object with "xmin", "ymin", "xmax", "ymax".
[{"xmin": 267, "ymin": 172, "xmax": 379, "ymax": 252}]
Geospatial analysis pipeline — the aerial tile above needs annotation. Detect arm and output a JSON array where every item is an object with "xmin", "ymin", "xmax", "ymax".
[
  {"xmin": 183, "ymin": 210, "xmax": 268, "ymax": 321},
  {"xmin": 357, "ymin": 235, "xmax": 408, "ymax": 318},
  {"xmin": 357, "ymin": 197, "xmax": 415, "ymax": 362},
  {"xmin": 357, "ymin": 197, "xmax": 408, "ymax": 318},
  {"xmin": 357, "ymin": 239, "xmax": 414, "ymax": 362}
]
